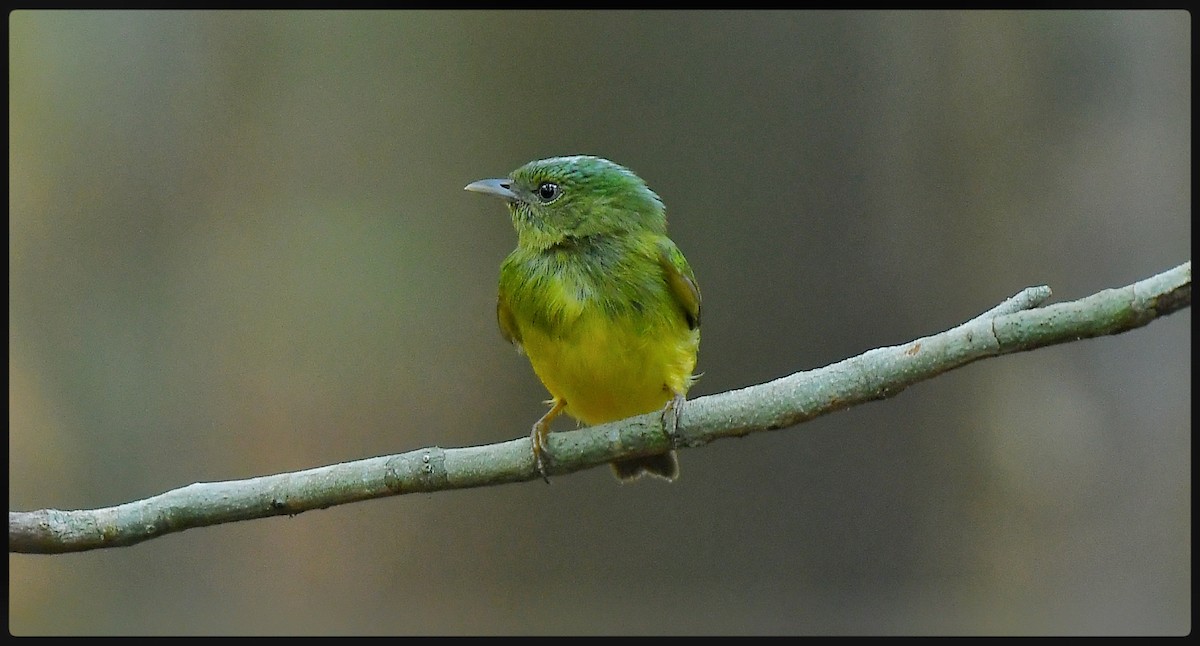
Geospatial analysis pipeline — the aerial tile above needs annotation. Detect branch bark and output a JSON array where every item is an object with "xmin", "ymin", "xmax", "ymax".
[{"xmin": 9, "ymin": 261, "xmax": 1190, "ymax": 554}]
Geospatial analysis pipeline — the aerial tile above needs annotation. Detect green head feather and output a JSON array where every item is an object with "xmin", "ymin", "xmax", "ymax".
[{"xmin": 466, "ymin": 155, "xmax": 666, "ymax": 250}]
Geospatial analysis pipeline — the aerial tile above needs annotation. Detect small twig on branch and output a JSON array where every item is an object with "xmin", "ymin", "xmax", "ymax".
[{"xmin": 9, "ymin": 261, "xmax": 1190, "ymax": 554}]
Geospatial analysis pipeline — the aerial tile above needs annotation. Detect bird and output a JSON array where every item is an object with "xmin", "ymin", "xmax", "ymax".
[{"xmin": 465, "ymin": 155, "xmax": 701, "ymax": 482}]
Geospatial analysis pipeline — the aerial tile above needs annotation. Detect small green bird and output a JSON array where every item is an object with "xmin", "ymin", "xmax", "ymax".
[{"xmin": 465, "ymin": 155, "xmax": 701, "ymax": 482}]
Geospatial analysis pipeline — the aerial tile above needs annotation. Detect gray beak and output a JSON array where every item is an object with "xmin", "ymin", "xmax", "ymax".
[{"xmin": 464, "ymin": 178, "xmax": 519, "ymax": 202}]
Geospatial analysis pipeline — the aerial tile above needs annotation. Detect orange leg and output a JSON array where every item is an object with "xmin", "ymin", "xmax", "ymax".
[{"xmin": 531, "ymin": 398, "xmax": 567, "ymax": 482}]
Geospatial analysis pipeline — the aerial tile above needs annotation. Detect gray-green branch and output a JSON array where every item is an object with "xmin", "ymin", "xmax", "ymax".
[{"xmin": 9, "ymin": 261, "xmax": 1190, "ymax": 554}]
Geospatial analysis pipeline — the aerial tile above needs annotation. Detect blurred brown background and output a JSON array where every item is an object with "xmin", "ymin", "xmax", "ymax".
[{"xmin": 8, "ymin": 10, "xmax": 1189, "ymax": 635}]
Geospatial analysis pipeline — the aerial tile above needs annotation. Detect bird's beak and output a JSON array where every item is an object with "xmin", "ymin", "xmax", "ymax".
[{"xmin": 464, "ymin": 178, "xmax": 519, "ymax": 202}]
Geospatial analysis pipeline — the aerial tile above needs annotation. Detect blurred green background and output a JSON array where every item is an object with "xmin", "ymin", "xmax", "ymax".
[{"xmin": 8, "ymin": 10, "xmax": 1190, "ymax": 635}]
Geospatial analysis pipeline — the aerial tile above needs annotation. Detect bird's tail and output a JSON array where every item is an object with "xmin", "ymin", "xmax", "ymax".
[{"xmin": 610, "ymin": 450, "xmax": 679, "ymax": 482}]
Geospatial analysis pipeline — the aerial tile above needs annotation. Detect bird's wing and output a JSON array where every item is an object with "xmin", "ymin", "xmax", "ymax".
[
  {"xmin": 496, "ymin": 290, "xmax": 523, "ymax": 348},
  {"xmin": 657, "ymin": 238, "xmax": 701, "ymax": 330}
]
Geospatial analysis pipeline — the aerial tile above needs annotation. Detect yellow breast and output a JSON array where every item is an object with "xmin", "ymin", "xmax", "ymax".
[{"xmin": 519, "ymin": 311, "xmax": 699, "ymax": 426}]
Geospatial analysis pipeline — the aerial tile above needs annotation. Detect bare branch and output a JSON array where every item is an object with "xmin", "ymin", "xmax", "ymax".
[{"xmin": 9, "ymin": 261, "xmax": 1190, "ymax": 554}]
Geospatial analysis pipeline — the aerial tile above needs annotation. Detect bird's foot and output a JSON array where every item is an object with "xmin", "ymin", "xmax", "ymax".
[
  {"xmin": 530, "ymin": 421, "xmax": 550, "ymax": 484},
  {"xmin": 659, "ymin": 393, "xmax": 686, "ymax": 450},
  {"xmin": 531, "ymin": 399, "xmax": 567, "ymax": 483}
]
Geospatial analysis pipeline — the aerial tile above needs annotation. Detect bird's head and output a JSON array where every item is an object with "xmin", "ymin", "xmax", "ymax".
[{"xmin": 465, "ymin": 155, "xmax": 666, "ymax": 250}]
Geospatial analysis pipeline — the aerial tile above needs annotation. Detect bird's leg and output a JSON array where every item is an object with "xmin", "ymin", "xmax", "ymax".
[
  {"xmin": 532, "ymin": 398, "xmax": 567, "ymax": 483},
  {"xmin": 659, "ymin": 391, "xmax": 686, "ymax": 450}
]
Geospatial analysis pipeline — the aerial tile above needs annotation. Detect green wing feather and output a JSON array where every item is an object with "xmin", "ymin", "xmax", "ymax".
[
  {"xmin": 496, "ymin": 289, "xmax": 523, "ymax": 348},
  {"xmin": 656, "ymin": 238, "xmax": 701, "ymax": 330}
]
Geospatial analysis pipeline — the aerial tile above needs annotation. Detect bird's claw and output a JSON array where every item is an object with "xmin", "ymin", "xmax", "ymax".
[
  {"xmin": 530, "ymin": 399, "xmax": 566, "ymax": 484},
  {"xmin": 531, "ymin": 421, "xmax": 551, "ymax": 484},
  {"xmin": 659, "ymin": 393, "xmax": 685, "ymax": 449}
]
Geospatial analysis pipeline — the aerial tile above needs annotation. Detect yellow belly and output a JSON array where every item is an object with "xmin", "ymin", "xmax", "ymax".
[{"xmin": 519, "ymin": 313, "xmax": 698, "ymax": 426}]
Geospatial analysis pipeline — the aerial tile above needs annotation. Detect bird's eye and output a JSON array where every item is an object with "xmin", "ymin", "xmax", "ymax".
[{"xmin": 536, "ymin": 182, "xmax": 561, "ymax": 202}]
